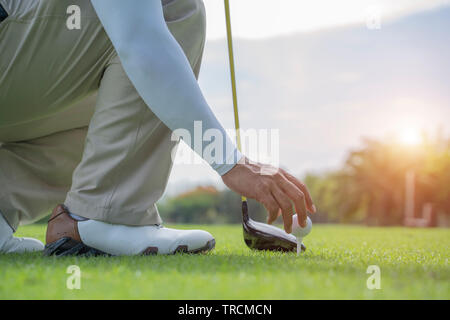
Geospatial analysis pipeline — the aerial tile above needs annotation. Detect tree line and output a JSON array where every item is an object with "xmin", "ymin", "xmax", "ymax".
[{"xmin": 160, "ymin": 133, "xmax": 449, "ymax": 226}]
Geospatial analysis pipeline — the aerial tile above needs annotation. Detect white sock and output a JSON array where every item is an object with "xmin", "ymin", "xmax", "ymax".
[{"xmin": 69, "ymin": 212, "xmax": 89, "ymax": 221}]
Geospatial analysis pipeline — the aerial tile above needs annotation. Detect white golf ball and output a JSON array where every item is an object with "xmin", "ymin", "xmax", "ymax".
[{"xmin": 292, "ymin": 215, "xmax": 312, "ymax": 238}]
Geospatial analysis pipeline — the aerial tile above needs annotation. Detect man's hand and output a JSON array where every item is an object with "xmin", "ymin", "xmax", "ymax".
[{"xmin": 222, "ymin": 157, "xmax": 316, "ymax": 233}]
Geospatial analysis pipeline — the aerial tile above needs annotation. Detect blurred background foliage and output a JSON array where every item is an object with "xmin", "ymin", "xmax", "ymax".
[{"xmin": 160, "ymin": 134, "xmax": 450, "ymax": 226}]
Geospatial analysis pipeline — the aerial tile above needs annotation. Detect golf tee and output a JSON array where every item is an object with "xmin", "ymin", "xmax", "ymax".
[{"xmin": 296, "ymin": 238, "xmax": 303, "ymax": 256}]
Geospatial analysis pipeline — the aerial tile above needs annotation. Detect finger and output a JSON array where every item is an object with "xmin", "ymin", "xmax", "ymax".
[
  {"xmin": 271, "ymin": 186, "xmax": 294, "ymax": 233},
  {"xmin": 296, "ymin": 202, "xmax": 307, "ymax": 228},
  {"xmin": 263, "ymin": 194, "xmax": 280, "ymax": 225},
  {"xmin": 282, "ymin": 169, "xmax": 316, "ymax": 214},
  {"xmin": 277, "ymin": 176, "xmax": 308, "ymax": 227},
  {"xmin": 267, "ymin": 208, "xmax": 281, "ymax": 225}
]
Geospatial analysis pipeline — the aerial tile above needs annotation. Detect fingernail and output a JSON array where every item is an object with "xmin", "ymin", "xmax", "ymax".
[{"xmin": 312, "ymin": 204, "xmax": 317, "ymax": 213}]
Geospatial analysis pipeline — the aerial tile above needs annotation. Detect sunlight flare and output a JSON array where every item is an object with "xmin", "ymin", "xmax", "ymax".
[{"xmin": 399, "ymin": 127, "xmax": 422, "ymax": 146}]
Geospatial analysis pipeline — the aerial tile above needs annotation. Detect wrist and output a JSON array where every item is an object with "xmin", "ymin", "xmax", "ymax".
[{"xmin": 217, "ymin": 149, "xmax": 245, "ymax": 176}]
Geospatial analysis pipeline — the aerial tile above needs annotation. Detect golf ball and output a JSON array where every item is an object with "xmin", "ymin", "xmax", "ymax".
[{"xmin": 292, "ymin": 215, "xmax": 312, "ymax": 238}]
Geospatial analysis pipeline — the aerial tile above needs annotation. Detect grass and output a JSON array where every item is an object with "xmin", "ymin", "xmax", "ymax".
[{"xmin": 0, "ymin": 224, "xmax": 449, "ymax": 299}]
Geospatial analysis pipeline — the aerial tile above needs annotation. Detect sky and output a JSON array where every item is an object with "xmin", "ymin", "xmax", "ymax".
[
  {"xmin": 164, "ymin": 0, "xmax": 450, "ymax": 196},
  {"xmin": 203, "ymin": 0, "xmax": 450, "ymax": 39}
]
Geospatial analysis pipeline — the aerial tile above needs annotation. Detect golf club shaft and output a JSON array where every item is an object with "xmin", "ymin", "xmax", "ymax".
[{"xmin": 224, "ymin": 0, "xmax": 247, "ymax": 202}]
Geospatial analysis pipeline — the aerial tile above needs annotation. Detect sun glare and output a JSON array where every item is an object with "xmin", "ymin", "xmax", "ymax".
[{"xmin": 399, "ymin": 127, "xmax": 422, "ymax": 146}]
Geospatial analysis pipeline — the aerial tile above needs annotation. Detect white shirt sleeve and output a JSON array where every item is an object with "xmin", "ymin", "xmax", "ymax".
[{"xmin": 90, "ymin": 0, "xmax": 241, "ymax": 176}]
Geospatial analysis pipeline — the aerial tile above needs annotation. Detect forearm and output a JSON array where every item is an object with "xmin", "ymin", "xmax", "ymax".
[{"xmin": 91, "ymin": 0, "xmax": 241, "ymax": 175}]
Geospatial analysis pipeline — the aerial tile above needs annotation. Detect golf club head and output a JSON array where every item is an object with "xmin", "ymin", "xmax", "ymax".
[{"xmin": 242, "ymin": 201, "xmax": 306, "ymax": 252}]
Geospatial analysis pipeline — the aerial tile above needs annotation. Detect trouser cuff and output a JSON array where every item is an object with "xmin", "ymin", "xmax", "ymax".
[{"xmin": 64, "ymin": 194, "xmax": 163, "ymax": 226}]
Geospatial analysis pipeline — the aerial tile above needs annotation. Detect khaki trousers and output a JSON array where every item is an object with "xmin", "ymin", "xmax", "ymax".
[{"xmin": 0, "ymin": 0, "xmax": 206, "ymax": 230}]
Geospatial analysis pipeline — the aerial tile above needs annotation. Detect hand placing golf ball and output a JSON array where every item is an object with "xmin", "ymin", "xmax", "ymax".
[{"xmin": 292, "ymin": 214, "xmax": 312, "ymax": 255}]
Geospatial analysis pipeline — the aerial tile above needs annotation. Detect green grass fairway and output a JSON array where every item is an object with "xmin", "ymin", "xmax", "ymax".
[{"xmin": 1, "ymin": 224, "xmax": 449, "ymax": 299}]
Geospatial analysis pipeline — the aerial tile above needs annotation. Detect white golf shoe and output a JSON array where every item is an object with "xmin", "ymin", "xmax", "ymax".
[
  {"xmin": 0, "ymin": 213, "xmax": 44, "ymax": 254},
  {"xmin": 44, "ymin": 205, "xmax": 215, "ymax": 256}
]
